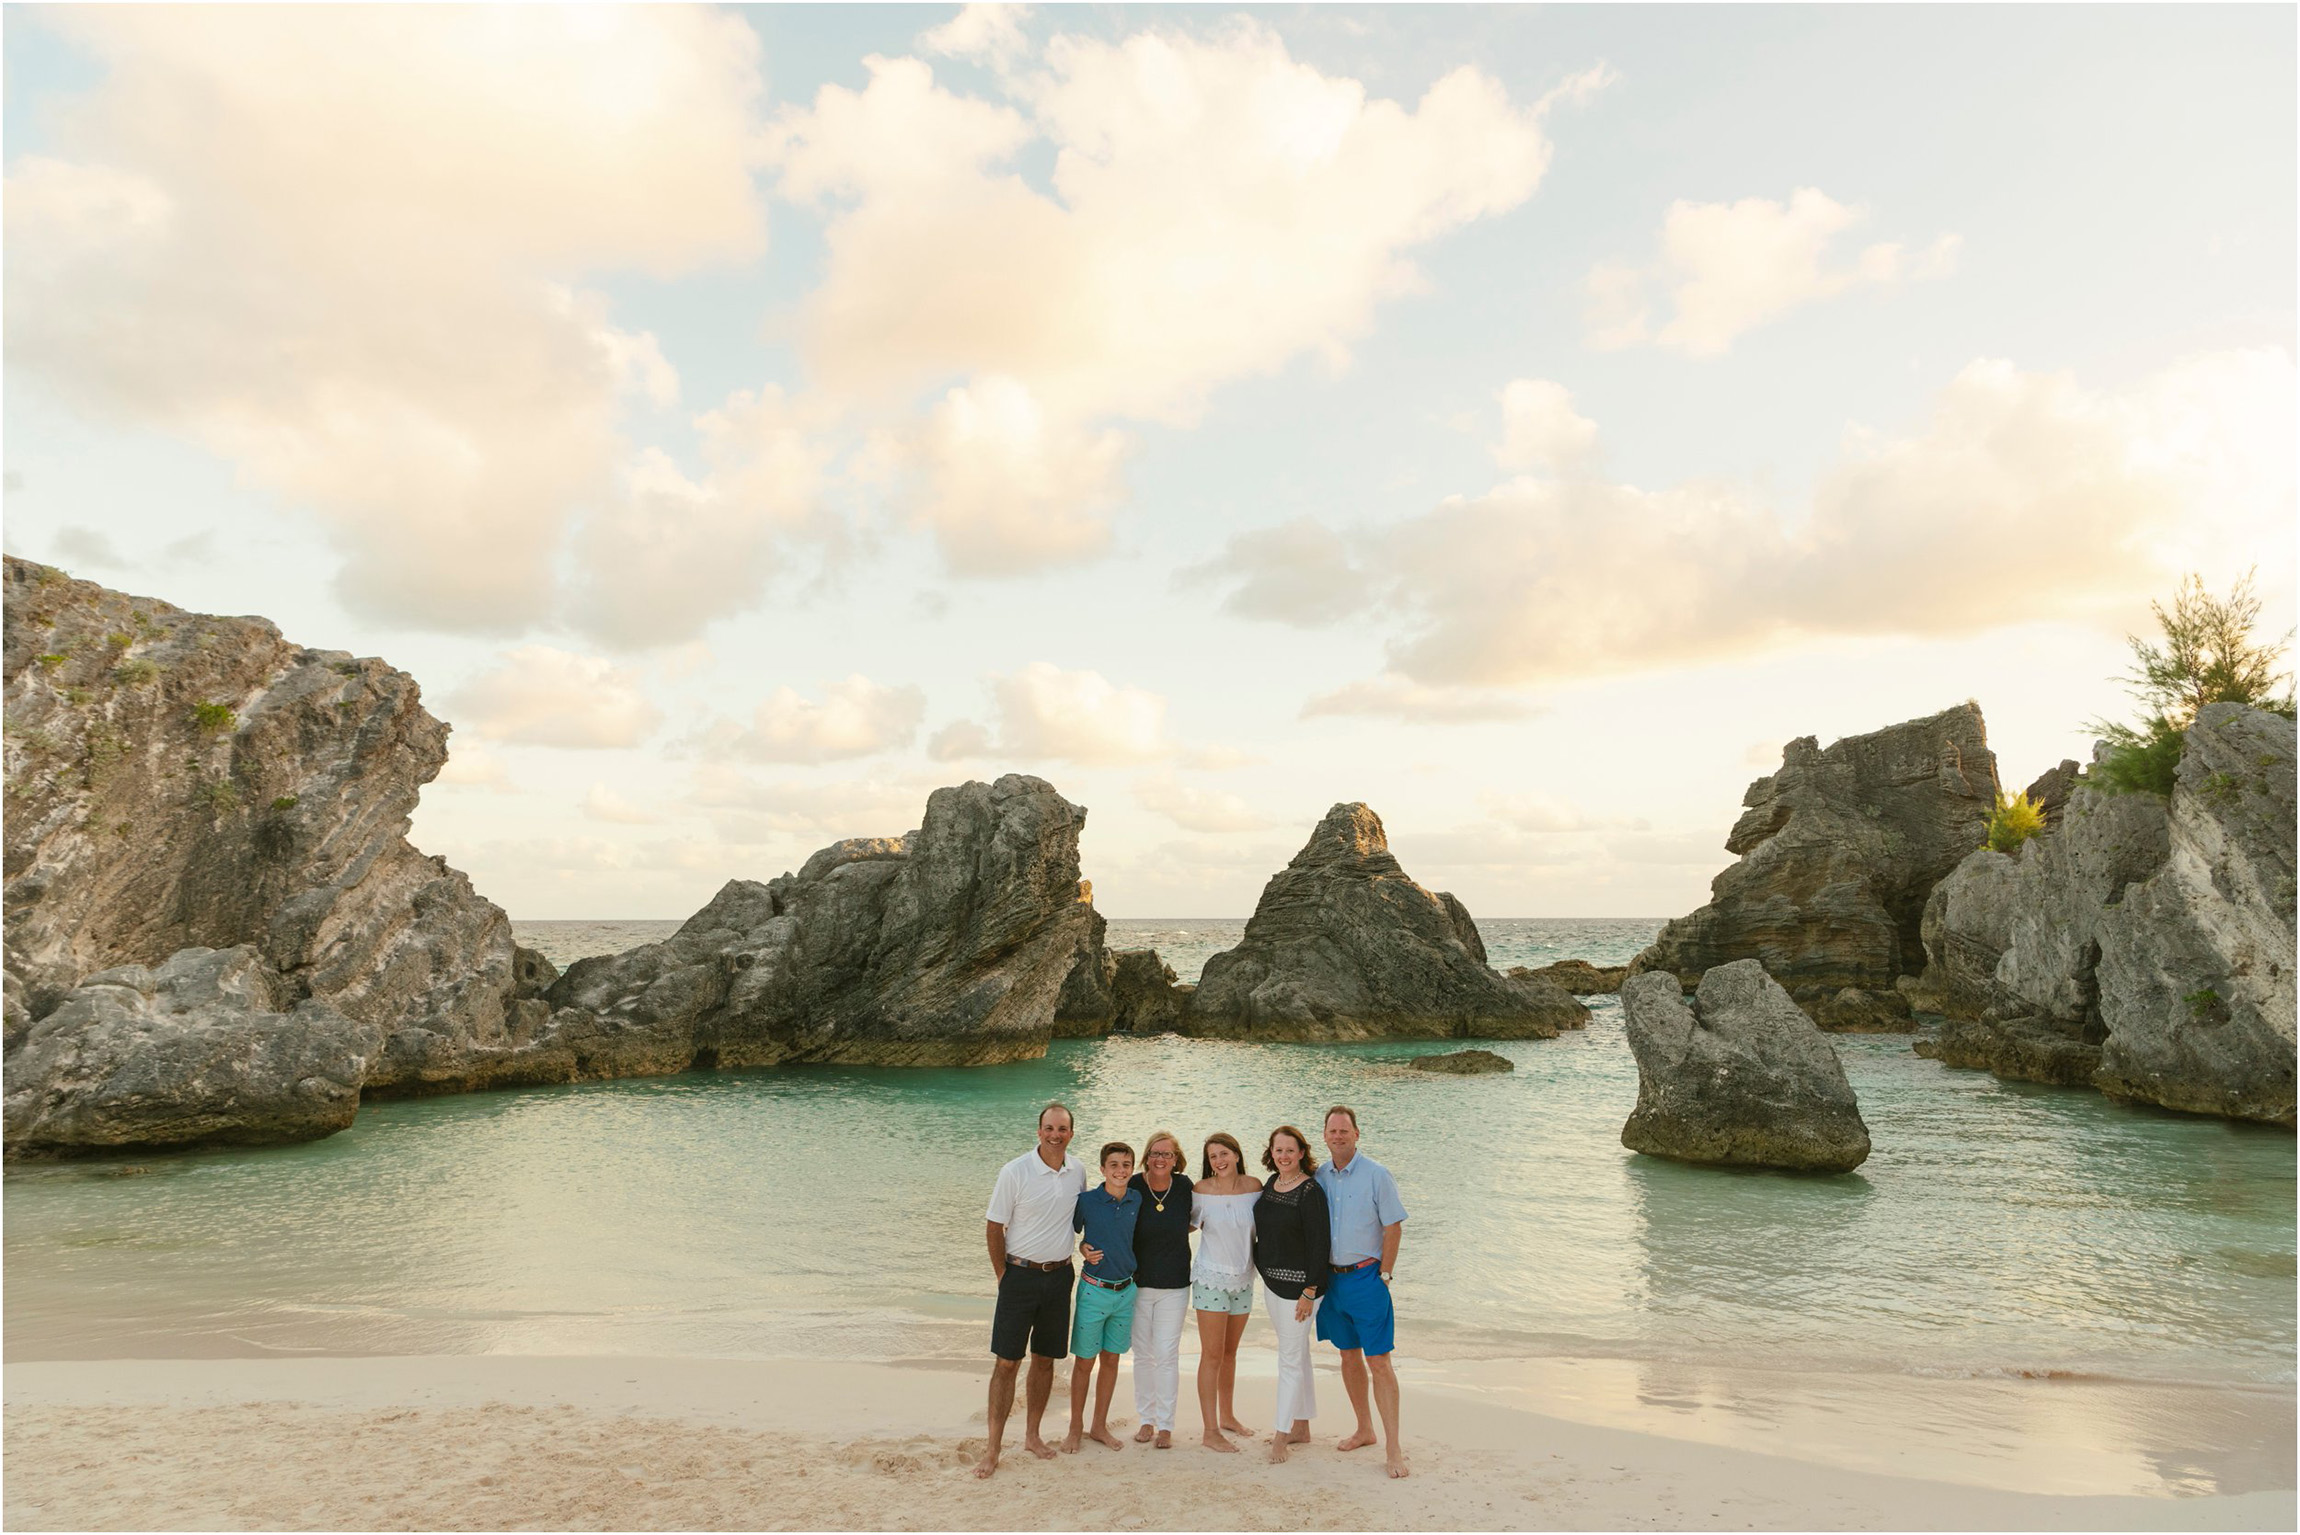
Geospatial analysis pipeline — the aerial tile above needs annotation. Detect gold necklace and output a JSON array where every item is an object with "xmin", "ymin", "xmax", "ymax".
[{"xmin": 1146, "ymin": 1176, "xmax": 1171, "ymax": 1213}]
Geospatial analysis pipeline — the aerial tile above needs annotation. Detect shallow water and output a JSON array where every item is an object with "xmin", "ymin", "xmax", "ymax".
[{"xmin": 7, "ymin": 918, "xmax": 2291, "ymax": 1397}]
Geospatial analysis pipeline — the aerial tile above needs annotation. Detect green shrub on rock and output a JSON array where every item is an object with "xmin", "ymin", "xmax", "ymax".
[
  {"xmin": 1983, "ymin": 791, "xmax": 2047, "ymax": 853},
  {"xmin": 190, "ymin": 701, "xmax": 236, "ymax": 735},
  {"xmin": 2088, "ymin": 570, "xmax": 2294, "ymax": 796}
]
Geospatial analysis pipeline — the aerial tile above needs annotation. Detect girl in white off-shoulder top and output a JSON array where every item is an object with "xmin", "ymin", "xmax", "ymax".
[{"xmin": 1188, "ymin": 1132, "xmax": 1261, "ymax": 1451}]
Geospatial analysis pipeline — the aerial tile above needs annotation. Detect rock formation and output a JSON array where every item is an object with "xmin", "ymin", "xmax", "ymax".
[
  {"xmin": 1631, "ymin": 705, "xmax": 1999, "ymax": 1026},
  {"xmin": 1409, "ymin": 1048, "xmax": 1513, "ymax": 1074},
  {"xmin": 2092, "ymin": 706, "xmax": 2295, "ymax": 1124},
  {"xmin": 1051, "ymin": 895, "xmax": 1116, "ymax": 1038},
  {"xmin": 2022, "ymin": 759, "xmax": 2083, "ymax": 828},
  {"xmin": 547, "ymin": 776, "xmax": 1097, "ymax": 1068},
  {"xmin": 1516, "ymin": 960, "xmax": 1626, "ymax": 995},
  {"xmin": 1913, "ymin": 707, "xmax": 2295, "ymax": 1125},
  {"xmin": 1619, "ymin": 961, "xmax": 1871, "ymax": 1173},
  {"xmin": 4, "ymin": 946, "xmax": 380, "ymax": 1155},
  {"xmin": 1184, "ymin": 803, "xmax": 1588, "ymax": 1041},
  {"xmin": 1109, "ymin": 949, "xmax": 1193, "ymax": 1034}
]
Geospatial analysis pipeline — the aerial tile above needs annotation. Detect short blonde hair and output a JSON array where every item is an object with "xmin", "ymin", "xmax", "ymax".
[{"xmin": 1141, "ymin": 1129, "xmax": 1187, "ymax": 1176}]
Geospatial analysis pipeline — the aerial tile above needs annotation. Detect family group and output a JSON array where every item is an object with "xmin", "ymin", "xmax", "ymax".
[{"xmin": 975, "ymin": 1102, "xmax": 1409, "ymax": 1481}]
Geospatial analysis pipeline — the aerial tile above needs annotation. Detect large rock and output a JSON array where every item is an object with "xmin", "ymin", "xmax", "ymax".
[
  {"xmin": 3, "ymin": 946, "xmax": 380, "ymax": 1155},
  {"xmin": 1050, "ymin": 894, "xmax": 1115, "ymax": 1039},
  {"xmin": 1109, "ymin": 949, "xmax": 1193, "ymax": 1034},
  {"xmin": 1631, "ymin": 705, "xmax": 1999, "ymax": 1023},
  {"xmin": 2, "ymin": 558, "xmax": 551, "ymax": 1145},
  {"xmin": 1183, "ymin": 803, "xmax": 1587, "ymax": 1041},
  {"xmin": 1907, "ymin": 745, "xmax": 2169, "ymax": 1085},
  {"xmin": 1619, "ymin": 961, "xmax": 1871, "ymax": 1172},
  {"xmin": 1516, "ymin": 960, "xmax": 1626, "ymax": 995},
  {"xmin": 548, "ymin": 776, "xmax": 1096, "ymax": 1067},
  {"xmin": 2093, "ymin": 706, "xmax": 2296, "ymax": 1124}
]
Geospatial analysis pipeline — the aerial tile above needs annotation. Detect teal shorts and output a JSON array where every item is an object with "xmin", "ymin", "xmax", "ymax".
[{"xmin": 1071, "ymin": 1278, "xmax": 1137, "ymax": 1357}]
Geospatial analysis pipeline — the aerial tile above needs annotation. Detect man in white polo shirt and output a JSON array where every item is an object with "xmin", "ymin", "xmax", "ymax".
[{"xmin": 974, "ymin": 1101, "xmax": 1090, "ymax": 1479}]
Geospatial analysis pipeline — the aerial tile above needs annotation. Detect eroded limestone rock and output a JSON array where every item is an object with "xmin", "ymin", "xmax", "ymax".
[
  {"xmin": 1109, "ymin": 949, "xmax": 1192, "ymax": 1034},
  {"xmin": 1620, "ymin": 961, "xmax": 1871, "ymax": 1172},
  {"xmin": 1631, "ymin": 705, "xmax": 1998, "ymax": 1024},
  {"xmin": 1409, "ymin": 1048, "xmax": 1513, "ymax": 1074},
  {"xmin": 1185, "ymin": 803, "xmax": 1587, "ymax": 1041}
]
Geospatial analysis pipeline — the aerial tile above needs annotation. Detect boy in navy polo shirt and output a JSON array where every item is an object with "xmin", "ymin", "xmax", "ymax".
[{"xmin": 1064, "ymin": 1141, "xmax": 1141, "ymax": 1453}]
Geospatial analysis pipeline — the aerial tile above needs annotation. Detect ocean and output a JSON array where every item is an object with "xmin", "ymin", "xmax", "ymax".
[{"xmin": 5, "ymin": 915, "xmax": 2290, "ymax": 1402}]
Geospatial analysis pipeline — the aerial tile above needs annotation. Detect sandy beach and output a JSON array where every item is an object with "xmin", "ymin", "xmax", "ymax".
[{"xmin": 5, "ymin": 1354, "xmax": 2290, "ymax": 1532}]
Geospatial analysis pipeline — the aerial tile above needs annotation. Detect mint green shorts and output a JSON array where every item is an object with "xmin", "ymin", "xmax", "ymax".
[{"xmin": 1071, "ymin": 1278, "xmax": 1137, "ymax": 1358}]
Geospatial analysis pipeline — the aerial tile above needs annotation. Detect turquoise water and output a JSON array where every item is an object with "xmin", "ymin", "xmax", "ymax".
[{"xmin": 4, "ymin": 920, "xmax": 2292, "ymax": 1397}]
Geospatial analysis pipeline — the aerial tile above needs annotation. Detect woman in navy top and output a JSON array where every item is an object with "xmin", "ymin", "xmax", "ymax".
[{"xmin": 1126, "ymin": 1130, "xmax": 1194, "ymax": 1447}]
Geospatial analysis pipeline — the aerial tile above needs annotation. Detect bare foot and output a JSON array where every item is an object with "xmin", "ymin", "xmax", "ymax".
[
  {"xmin": 1289, "ymin": 1424, "xmax": 1311, "ymax": 1444},
  {"xmin": 1154, "ymin": 1430, "xmax": 1172, "ymax": 1449},
  {"xmin": 1387, "ymin": 1452, "xmax": 1411, "ymax": 1479},
  {"xmin": 1267, "ymin": 1434, "xmax": 1291, "ymax": 1464},
  {"xmin": 1336, "ymin": 1428, "xmax": 1378, "ymax": 1452},
  {"xmin": 1201, "ymin": 1432, "xmax": 1238, "ymax": 1454},
  {"xmin": 1024, "ymin": 1434, "xmax": 1058, "ymax": 1461},
  {"xmin": 1134, "ymin": 1423, "xmax": 1157, "ymax": 1443},
  {"xmin": 1060, "ymin": 1428, "xmax": 1082, "ymax": 1454},
  {"xmin": 973, "ymin": 1450, "xmax": 1000, "ymax": 1479},
  {"xmin": 1088, "ymin": 1426, "xmax": 1125, "ymax": 1451},
  {"xmin": 1221, "ymin": 1417, "xmax": 1252, "ymax": 1436}
]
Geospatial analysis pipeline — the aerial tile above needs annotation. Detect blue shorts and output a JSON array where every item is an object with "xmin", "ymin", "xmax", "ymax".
[
  {"xmin": 1072, "ymin": 1277, "xmax": 1137, "ymax": 1357},
  {"xmin": 1315, "ymin": 1262, "xmax": 1395, "ymax": 1357}
]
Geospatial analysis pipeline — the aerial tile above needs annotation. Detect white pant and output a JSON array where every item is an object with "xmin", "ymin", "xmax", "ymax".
[
  {"xmin": 1265, "ymin": 1287, "xmax": 1317, "ymax": 1428},
  {"xmin": 1129, "ymin": 1285, "xmax": 1190, "ymax": 1430}
]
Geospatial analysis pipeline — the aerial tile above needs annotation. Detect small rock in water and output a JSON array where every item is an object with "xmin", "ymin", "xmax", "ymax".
[{"xmin": 1409, "ymin": 1048, "xmax": 1514, "ymax": 1075}]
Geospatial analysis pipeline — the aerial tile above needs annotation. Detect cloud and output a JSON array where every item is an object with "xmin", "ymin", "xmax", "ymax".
[
  {"xmin": 919, "ymin": 4, "xmax": 1034, "ymax": 69},
  {"xmin": 54, "ymin": 526, "xmax": 133, "ymax": 571},
  {"xmin": 446, "ymin": 645, "xmax": 664, "ymax": 749},
  {"xmin": 569, "ymin": 389, "xmax": 833, "ymax": 648},
  {"xmin": 703, "ymin": 675, "xmax": 927, "ymax": 765},
  {"xmin": 433, "ymin": 744, "xmax": 516, "ymax": 793},
  {"xmin": 582, "ymin": 783, "xmax": 668, "ymax": 826},
  {"xmin": 1300, "ymin": 674, "xmax": 1543, "ymax": 723},
  {"xmin": 890, "ymin": 375, "xmax": 1130, "ymax": 573},
  {"xmin": 1196, "ymin": 352, "xmax": 2296, "ymax": 687},
  {"xmin": 1479, "ymin": 791, "xmax": 1605, "ymax": 834},
  {"xmin": 1185, "ymin": 517, "xmax": 1373, "ymax": 627},
  {"xmin": 1587, "ymin": 188, "xmax": 1958, "ymax": 355},
  {"xmin": 1492, "ymin": 379, "xmax": 1598, "ymax": 474},
  {"xmin": 686, "ymin": 765, "xmax": 937, "ymax": 843},
  {"xmin": 6, "ymin": 7, "xmax": 769, "ymax": 633},
  {"xmin": 933, "ymin": 662, "xmax": 1172, "ymax": 764},
  {"xmin": 1133, "ymin": 771, "xmax": 1275, "ymax": 833},
  {"xmin": 766, "ymin": 21, "xmax": 1568, "ymax": 571}
]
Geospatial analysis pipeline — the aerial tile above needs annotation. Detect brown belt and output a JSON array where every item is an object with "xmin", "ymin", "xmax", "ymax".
[{"xmin": 1010, "ymin": 1258, "xmax": 1072, "ymax": 1272}]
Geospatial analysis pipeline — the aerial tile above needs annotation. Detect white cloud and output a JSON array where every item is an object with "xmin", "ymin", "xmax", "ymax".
[
  {"xmin": 1133, "ymin": 771, "xmax": 1275, "ymax": 833},
  {"xmin": 1492, "ymin": 379, "xmax": 1598, "ymax": 474},
  {"xmin": 433, "ymin": 744, "xmax": 516, "ymax": 793},
  {"xmin": 1198, "ymin": 351, "xmax": 2297, "ymax": 688},
  {"xmin": 1300, "ymin": 674, "xmax": 1543, "ymax": 723},
  {"xmin": 582, "ymin": 783, "xmax": 668, "ymax": 826},
  {"xmin": 1479, "ymin": 791, "xmax": 1604, "ymax": 834},
  {"xmin": 706, "ymin": 675, "xmax": 928, "ymax": 765},
  {"xmin": 919, "ymin": 4, "xmax": 1035, "ymax": 69},
  {"xmin": 1587, "ymin": 188, "xmax": 1958, "ymax": 356},
  {"xmin": 933, "ymin": 662, "xmax": 1173, "ymax": 764},
  {"xmin": 1187, "ymin": 518, "xmax": 1373, "ymax": 627},
  {"xmin": 447, "ymin": 645, "xmax": 664, "ymax": 749},
  {"xmin": 6, "ymin": 7, "xmax": 769, "ymax": 633},
  {"xmin": 686, "ymin": 765, "xmax": 937, "ymax": 843},
  {"xmin": 892, "ymin": 375, "xmax": 1130, "ymax": 573}
]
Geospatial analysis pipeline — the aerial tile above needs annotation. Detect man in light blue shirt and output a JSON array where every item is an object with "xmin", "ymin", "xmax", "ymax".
[{"xmin": 1313, "ymin": 1103, "xmax": 1409, "ymax": 1478}]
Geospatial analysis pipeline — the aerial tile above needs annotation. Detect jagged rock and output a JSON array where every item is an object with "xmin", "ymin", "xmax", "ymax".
[
  {"xmin": 1811, "ymin": 985, "xmax": 1913, "ymax": 1032},
  {"xmin": 1409, "ymin": 1048, "xmax": 1513, "ymax": 1074},
  {"xmin": 1502, "ymin": 968, "xmax": 1591, "ymax": 1027},
  {"xmin": 2094, "ymin": 706, "xmax": 2296, "ymax": 1125},
  {"xmin": 2, "ymin": 558, "xmax": 545, "ymax": 1140},
  {"xmin": 1051, "ymin": 893, "xmax": 1115, "ymax": 1039},
  {"xmin": 1620, "ymin": 961, "xmax": 1871, "ymax": 1172},
  {"xmin": 1516, "ymin": 960, "xmax": 1626, "ymax": 995},
  {"xmin": 512, "ymin": 947, "xmax": 560, "ymax": 1001},
  {"xmin": 3, "ymin": 946, "xmax": 380, "ymax": 1155},
  {"xmin": 548, "ymin": 775, "xmax": 1096, "ymax": 1067},
  {"xmin": 1109, "ymin": 949, "xmax": 1192, "ymax": 1034},
  {"xmin": 1916, "ymin": 1012, "xmax": 2102, "ymax": 1088},
  {"xmin": 1910, "ymin": 742, "xmax": 2166, "ymax": 1088},
  {"xmin": 1184, "ymin": 804, "xmax": 1588, "ymax": 1041},
  {"xmin": 1631, "ymin": 705, "xmax": 1999, "ymax": 1021},
  {"xmin": 2023, "ymin": 759, "xmax": 2083, "ymax": 828}
]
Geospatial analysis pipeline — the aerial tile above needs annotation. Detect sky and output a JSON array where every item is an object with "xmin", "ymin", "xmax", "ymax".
[{"xmin": 4, "ymin": 3, "xmax": 2294, "ymax": 920}]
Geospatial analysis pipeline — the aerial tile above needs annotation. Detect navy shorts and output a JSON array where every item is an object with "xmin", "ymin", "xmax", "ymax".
[
  {"xmin": 991, "ymin": 1262, "xmax": 1075, "ymax": 1361},
  {"xmin": 1315, "ymin": 1262, "xmax": 1396, "ymax": 1356}
]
